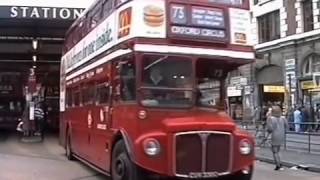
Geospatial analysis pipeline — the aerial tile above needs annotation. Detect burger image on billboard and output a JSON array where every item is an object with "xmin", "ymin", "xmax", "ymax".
[
  {"xmin": 235, "ymin": 32, "xmax": 247, "ymax": 44},
  {"xmin": 143, "ymin": 5, "xmax": 164, "ymax": 27}
]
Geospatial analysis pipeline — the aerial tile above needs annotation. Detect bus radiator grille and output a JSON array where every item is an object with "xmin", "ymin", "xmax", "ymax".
[{"xmin": 174, "ymin": 131, "xmax": 232, "ymax": 177}]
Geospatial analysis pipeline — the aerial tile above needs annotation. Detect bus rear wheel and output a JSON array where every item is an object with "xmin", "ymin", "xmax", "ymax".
[{"xmin": 111, "ymin": 140, "xmax": 143, "ymax": 180}]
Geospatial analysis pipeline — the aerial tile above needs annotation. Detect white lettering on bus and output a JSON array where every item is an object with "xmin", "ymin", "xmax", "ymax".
[
  {"xmin": 67, "ymin": 23, "xmax": 113, "ymax": 69},
  {"xmin": 10, "ymin": 7, "xmax": 18, "ymax": 17},
  {"xmin": 171, "ymin": 26, "xmax": 225, "ymax": 39}
]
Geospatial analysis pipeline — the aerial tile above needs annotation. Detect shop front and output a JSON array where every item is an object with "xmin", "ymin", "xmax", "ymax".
[{"xmin": 227, "ymin": 86, "xmax": 243, "ymax": 121}]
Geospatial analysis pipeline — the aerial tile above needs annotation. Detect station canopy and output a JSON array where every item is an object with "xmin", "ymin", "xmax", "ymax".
[{"xmin": 0, "ymin": 0, "xmax": 93, "ymax": 74}]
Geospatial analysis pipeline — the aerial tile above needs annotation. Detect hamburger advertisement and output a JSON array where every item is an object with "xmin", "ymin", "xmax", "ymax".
[
  {"xmin": 229, "ymin": 8, "xmax": 251, "ymax": 46},
  {"xmin": 143, "ymin": 5, "xmax": 165, "ymax": 27},
  {"xmin": 129, "ymin": 0, "xmax": 166, "ymax": 39}
]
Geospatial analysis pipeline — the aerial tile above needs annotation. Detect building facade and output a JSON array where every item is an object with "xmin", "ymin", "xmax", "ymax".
[
  {"xmin": 248, "ymin": 0, "xmax": 320, "ymax": 116},
  {"xmin": 228, "ymin": 0, "xmax": 320, "ymax": 121}
]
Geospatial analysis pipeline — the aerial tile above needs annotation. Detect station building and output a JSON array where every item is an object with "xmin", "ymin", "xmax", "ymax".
[{"xmin": 0, "ymin": 0, "xmax": 89, "ymax": 130}]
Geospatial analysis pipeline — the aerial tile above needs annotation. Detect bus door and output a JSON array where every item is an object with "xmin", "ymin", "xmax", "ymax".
[
  {"xmin": 89, "ymin": 65, "xmax": 114, "ymax": 170},
  {"xmin": 70, "ymin": 87, "xmax": 90, "ymax": 159},
  {"xmin": 79, "ymin": 83, "xmax": 95, "ymax": 160}
]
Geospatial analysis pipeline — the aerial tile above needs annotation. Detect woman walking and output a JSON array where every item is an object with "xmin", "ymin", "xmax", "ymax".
[{"xmin": 267, "ymin": 105, "xmax": 288, "ymax": 171}]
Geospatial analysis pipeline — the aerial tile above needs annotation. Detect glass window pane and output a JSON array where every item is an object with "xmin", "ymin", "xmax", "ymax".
[
  {"xmin": 74, "ymin": 91, "xmax": 80, "ymax": 106},
  {"xmin": 96, "ymin": 83, "xmax": 110, "ymax": 104},
  {"xmin": 313, "ymin": 56, "xmax": 320, "ymax": 73},
  {"xmin": 142, "ymin": 55, "xmax": 193, "ymax": 88},
  {"xmin": 120, "ymin": 59, "xmax": 136, "ymax": 101},
  {"xmin": 140, "ymin": 89, "xmax": 193, "ymax": 108}
]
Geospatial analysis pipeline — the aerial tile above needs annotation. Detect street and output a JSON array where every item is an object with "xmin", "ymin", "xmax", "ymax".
[{"xmin": 0, "ymin": 131, "xmax": 319, "ymax": 180}]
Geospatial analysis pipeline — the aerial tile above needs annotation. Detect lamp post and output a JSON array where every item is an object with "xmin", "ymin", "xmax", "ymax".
[{"xmin": 288, "ymin": 74, "xmax": 292, "ymax": 108}]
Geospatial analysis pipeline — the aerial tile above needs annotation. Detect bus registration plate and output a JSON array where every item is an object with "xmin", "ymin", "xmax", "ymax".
[{"xmin": 189, "ymin": 172, "xmax": 219, "ymax": 178}]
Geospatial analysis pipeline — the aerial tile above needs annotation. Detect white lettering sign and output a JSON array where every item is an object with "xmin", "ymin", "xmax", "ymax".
[{"xmin": 7, "ymin": 6, "xmax": 84, "ymax": 20}]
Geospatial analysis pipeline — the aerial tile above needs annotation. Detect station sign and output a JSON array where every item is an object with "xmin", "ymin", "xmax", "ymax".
[
  {"xmin": 168, "ymin": 3, "xmax": 227, "ymax": 42},
  {"xmin": 0, "ymin": 6, "xmax": 84, "ymax": 20}
]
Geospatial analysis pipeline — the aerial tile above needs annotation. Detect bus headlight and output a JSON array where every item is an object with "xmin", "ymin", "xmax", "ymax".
[
  {"xmin": 143, "ymin": 138, "xmax": 161, "ymax": 156},
  {"xmin": 239, "ymin": 139, "xmax": 252, "ymax": 155}
]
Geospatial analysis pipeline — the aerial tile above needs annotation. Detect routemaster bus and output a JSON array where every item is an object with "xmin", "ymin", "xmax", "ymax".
[{"xmin": 60, "ymin": 0, "xmax": 255, "ymax": 179}]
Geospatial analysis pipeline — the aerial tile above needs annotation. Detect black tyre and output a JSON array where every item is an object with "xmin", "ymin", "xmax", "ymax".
[
  {"xmin": 66, "ymin": 133, "xmax": 75, "ymax": 160},
  {"xmin": 111, "ymin": 140, "xmax": 144, "ymax": 180},
  {"xmin": 225, "ymin": 171, "xmax": 252, "ymax": 180}
]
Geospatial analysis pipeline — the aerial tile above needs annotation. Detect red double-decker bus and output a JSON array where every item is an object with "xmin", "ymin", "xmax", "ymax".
[{"xmin": 60, "ymin": 0, "xmax": 255, "ymax": 179}]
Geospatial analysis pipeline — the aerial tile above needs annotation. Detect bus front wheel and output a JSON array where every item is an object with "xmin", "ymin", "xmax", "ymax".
[
  {"xmin": 111, "ymin": 140, "xmax": 143, "ymax": 180},
  {"xmin": 225, "ymin": 170, "xmax": 252, "ymax": 180}
]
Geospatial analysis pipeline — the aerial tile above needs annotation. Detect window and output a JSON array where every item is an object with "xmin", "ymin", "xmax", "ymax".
[
  {"xmin": 196, "ymin": 59, "xmax": 225, "ymax": 107},
  {"xmin": 141, "ymin": 55, "xmax": 193, "ymax": 88},
  {"xmin": 96, "ymin": 82, "xmax": 110, "ymax": 104},
  {"xmin": 120, "ymin": 59, "xmax": 136, "ymax": 101},
  {"xmin": 303, "ymin": 0, "xmax": 313, "ymax": 32},
  {"xmin": 115, "ymin": 0, "xmax": 129, "ymax": 7},
  {"xmin": 73, "ymin": 90, "xmax": 80, "ymax": 107},
  {"xmin": 66, "ymin": 89, "xmax": 73, "ymax": 108},
  {"xmin": 82, "ymin": 83, "xmax": 95, "ymax": 105},
  {"xmin": 103, "ymin": 0, "xmax": 114, "ymax": 17},
  {"xmin": 303, "ymin": 54, "xmax": 320, "ymax": 75},
  {"xmin": 203, "ymin": 0, "xmax": 244, "ymax": 6},
  {"xmin": 258, "ymin": 10, "xmax": 280, "ymax": 43},
  {"xmin": 140, "ymin": 55, "xmax": 193, "ymax": 108},
  {"xmin": 90, "ymin": 8, "xmax": 102, "ymax": 29}
]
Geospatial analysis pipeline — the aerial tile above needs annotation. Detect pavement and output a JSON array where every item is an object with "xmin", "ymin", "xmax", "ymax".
[
  {"xmin": 255, "ymin": 146, "xmax": 320, "ymax": 173},
  {"xmin": 237, "ymin": 124, "xmax": 320, "ymax": 173},
  {"xmin": 0, "ymin": 129, "xmax": 319, "ymax": 179}
]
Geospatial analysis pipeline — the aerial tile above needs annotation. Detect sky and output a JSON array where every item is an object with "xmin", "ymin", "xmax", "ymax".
[{"xmin": 0, "ymin": 0, "xmax": 96, "ymax": 8}]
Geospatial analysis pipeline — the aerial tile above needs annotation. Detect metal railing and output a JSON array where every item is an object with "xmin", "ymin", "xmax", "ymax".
[{"xmin": 235, "ymin": 120, "xmax": 320, "ymax": 154}]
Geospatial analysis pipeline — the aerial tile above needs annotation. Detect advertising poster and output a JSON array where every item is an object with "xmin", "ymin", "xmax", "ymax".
[
  {"xmin": 132, "ymin": 0, "xmax": 166, "ymax": 38},
  {"xmin": 229, "ymin": 8, "xmax": 251, "ymax": 46}
]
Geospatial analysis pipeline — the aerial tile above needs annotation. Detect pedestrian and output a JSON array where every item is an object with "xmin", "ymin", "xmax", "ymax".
[
  {"xmin": 34, "ymin": 101, "xmax": 45, "ymax": 140},
  {"xmin": 293, "ymin": 107, "xmax": 302, "ymax": 133},
  {"xmin": 315, "ymin": 105, "xmax": 320, "ymax": 132},
  {"xmin": 253, "ymin": 106, "xmax": 261, "ymax": 128},
  {"xmin": 266, "ymin": 107, "xmax": 272, "ymax": 119},
  {"xmin": 301, "ymin": 106, "xmax": 309, "ymax": 132},
  {"xmin": 267, "ymin": 105, "xmax": 288, "ymax": 171}
]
